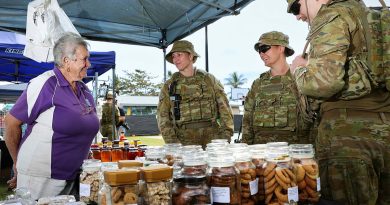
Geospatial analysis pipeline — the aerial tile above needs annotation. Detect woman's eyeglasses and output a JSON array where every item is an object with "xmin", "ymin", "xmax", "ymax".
[
  {"xmin": 258, "ymin": 45, "xmax": 271, "ymax": 54},
  {"xmin": 290, "ymin": 0, "xmax": 301, "ymax": 15}
]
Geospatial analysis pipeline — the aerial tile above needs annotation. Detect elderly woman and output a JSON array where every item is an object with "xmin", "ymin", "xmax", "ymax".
[{"xmin": 4, "ymin": 32, "xmax": 99, "ymax": 199}]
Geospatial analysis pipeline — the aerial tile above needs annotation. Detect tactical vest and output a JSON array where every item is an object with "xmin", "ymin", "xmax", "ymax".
[
  {"xmin": 252, "ymin": 72, "xmax": 303, "ymax": 131},
  {"xmin": 101, "ymin": 103, "xmax": 116, "ymax": 124},
  {"xmin": 359, "ymin": 0, "xmax": 390, "ymax": 90},
  {"xmin": 168, "ymin": 70, "xmax": 217, "ymax": 125}
]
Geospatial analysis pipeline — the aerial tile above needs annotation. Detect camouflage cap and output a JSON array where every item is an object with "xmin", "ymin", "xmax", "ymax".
[
  {"xmin": 165, "ymin": 40, "xmax": 200, "ymax": 64},
  {"xmin": 287, "ymin": 0, "xmax": 296, "ymax": 13},
  {"xmin": 106, "ymin": 91, "xmax": 113, "ymax": 99},
  {"xmin": 254, "ymin": 31, "xmax": 295, "ymax": 57}
]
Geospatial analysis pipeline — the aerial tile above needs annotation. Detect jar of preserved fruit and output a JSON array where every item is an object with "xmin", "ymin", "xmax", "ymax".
[
  {"xmin": 207, "ymin": 154, "xmax": 241, "ymax": 205},
  {"xmin": 289, "ymin": 144, "xmax": 320, "ymax": 204},
  {"xmin": 111, "ymin": 147, "xmax": 123, "ymax": 162},
  {"xmin": 264, "ymin": 146, "xmax": 298, "ymax": 205},
  {"xmin": 80, "ymin": 159, "xmax": 101, "ymax": 204},
  {"xmin": 172, "ymin": 176, "xmax": 210, "ymax": 205},
  {"xmin": 104, "ymin": 169, "xmax": 141, "ymax": 205},
  {"xmin": 141, "ymin": 165, "xmax": 173, "ymax": 205},
  {"xmin": 234, "ymin": 152, "xmax": 258, "ymax": 205},
  {"xmin": 90, "ymin": 144, "xmax": 101, "ymax": 160}
]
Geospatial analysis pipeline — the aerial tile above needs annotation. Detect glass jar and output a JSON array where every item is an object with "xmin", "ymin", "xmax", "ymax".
[
  {"xmin": 127, "ymin": 147, "xmax": 138, "ymax": 160},
  {"xmin": 144, "ymin": 146, "xmax": 166, "ymax": 166},
  {"xmin": 249, "ymin": 144, "xmax": 267, "ymax": 204},
  {"xmin": 181, "ymin": 153, "xmax": 208, "ymax": 177},
  {"xmin": 207, "ymin": 155, "xmax": 241, "ymax": 205},
  {"xmin": 172, "ymin": 176, "xmax": 210, "ymax": 205},
  {"xmin": 101, "ymin": 146, "xmax": 112, "ymax": 162},
  {"xmin": 90, "ymin": 144, "xmax": 101, "ymax": 160},
  {"xmin": 112, "ymin": 147, "xmax": 123, "ymax": 162},
  {"xmin": 141, "ymin": 166, "xmax": 173, "ymax": 205},
  {"xmin": 104, "ymin": 169, "xmax": 141, "ymax": 205},
  {"xmin": 234, "ymin": 152, "xmax": 258, "ymax": 205},
  {"xmin": 80, "ymin": 159, "xmax": 101, "ymax": 204},
  {"xmin": 264, "ymin": 147, "xmax": 298, "ymax": 205},
  {"xmin": 290, "ymin": 144, "xmax": 320, "ymax": 204}
]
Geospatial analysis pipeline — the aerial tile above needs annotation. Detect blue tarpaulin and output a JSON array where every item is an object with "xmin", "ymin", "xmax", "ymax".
[{"xmin": 0, "ymin": 43, "xmax": 115, "ymax": 83}]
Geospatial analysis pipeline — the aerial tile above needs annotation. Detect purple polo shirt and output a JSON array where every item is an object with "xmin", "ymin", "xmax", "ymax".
[{"xmin": 10, "ymin": 67, "xmax": 99, "ymax": 180}]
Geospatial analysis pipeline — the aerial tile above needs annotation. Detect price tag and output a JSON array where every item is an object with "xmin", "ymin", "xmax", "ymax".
[
  {"xmin": 211, "ymin": 187, "xmax": 230, "ymax": 203},
  {"xmin": 79, "ymin": 183, "xmax": 91, "ymax": 196},
  {"xmin": 287, "ymin": 186, "xmax": 298, "ymax": 202},
  {"xmin": 249, "ymin": 178, "xmax": 259, "ymax": 195}
]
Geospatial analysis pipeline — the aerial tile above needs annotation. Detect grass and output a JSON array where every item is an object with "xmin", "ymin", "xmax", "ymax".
[
  {"xmin": 0, "ymin": 181, "xmax": 12, "ymax": 201},
  {"xmin": 126, "ymin": 135, "xmax": 165, "ymax": 146}
]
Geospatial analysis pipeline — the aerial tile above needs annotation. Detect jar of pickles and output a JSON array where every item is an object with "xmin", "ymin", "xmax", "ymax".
[
  {"xmin": 289, "ymin": 144, "xmax": 320, "ymax": 204},
  {"xmin": 141, "ymin": 166, "xmax": 173, "ymax": 205},
  {"xmin": 104, "ymin": 169, "xmax": 141, "ymax": 205},
  {"xmin": 207, "ymin": 153, "xmax": 241, "ymax": 205},
  {"xmin": 264, "ymin": 146, "xmax": 298, "ymax": 205}
]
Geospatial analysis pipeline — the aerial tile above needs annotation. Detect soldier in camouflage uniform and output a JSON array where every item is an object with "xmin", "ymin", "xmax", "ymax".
[
  {"xmin": 287, "ymin": 0, "xmax": 390, "ymax": 204},
  {"xmin": 242, "ymin": 31, "xmax": 314, "ymax": 145},
  {"xmin": 157, "ymin": 40, "xmax": 234, "ymax": 148},
  {"xmin": 100, "ymin": 92, "xmax": 120, "ymax": 141}
]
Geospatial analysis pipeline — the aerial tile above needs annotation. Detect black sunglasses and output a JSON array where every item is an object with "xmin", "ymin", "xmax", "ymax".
[
  {"xmin": 290, "ymin": 0, "xmax": 301, "ymax": 15},
  {"xmin": 258, "ymin": 45, "xmax": 271, "ymax": 53}
]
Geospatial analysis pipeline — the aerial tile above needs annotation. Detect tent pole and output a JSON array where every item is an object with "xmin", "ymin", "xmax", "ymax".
[
  {"xmin": 163, "ymin": 48, "xmax": 167, "ymax": 82},
  {"xmin": 94, "ymin": 71, "xmax": 99, "ymax": 143},
  {"xmin": 205, "ymin": 26, "xmax": 209, "ymax": 72},
  {"xmin": 112, "ymin": 66, "xmax": 116, "ymax": 140}
]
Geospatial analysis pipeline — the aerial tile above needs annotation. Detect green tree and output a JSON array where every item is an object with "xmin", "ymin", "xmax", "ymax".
[
  {"xmin": 117, "ymin": 69, "xmax": 161, "ymax": 96},
  {"xmin": 224, "ymin": 72, "xmax": 247, "ymax": 88}
]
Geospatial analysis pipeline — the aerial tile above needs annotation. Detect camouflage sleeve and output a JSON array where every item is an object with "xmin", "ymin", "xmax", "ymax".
[
  {"xmin": 209, "ymin": 74, "xmax": 234, "ymax": 138},
  {"xmin": 156, "ymin": 83, "xmax": 180, "ymax": 143},
  {"xmin": 294, "ymin": 16, "xmax": 349, "ymax": 98},
  {"xmin": 241, "ymin": 80, "xmax": 257, "ymax": 144}
]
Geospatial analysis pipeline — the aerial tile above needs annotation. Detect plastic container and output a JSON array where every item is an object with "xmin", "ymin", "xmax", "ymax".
[
  {"xmin": 250, "ymin": 144, "xmax": 267, "ymax": 204},
  {"xmin": 207, "ymin": 154, "xmax": 241, "ymax": 205},
  {"xmin": 104, "ymin": 169, "xmax": 141, "ymax": 205},
  {"xmin": 290, "ymin": 144, "xmax": 320, "ymax": 204},
  {"xmin": 172, "ymin": 176, "xmax": 210, "ymax": 205},
  {"xmin": 141, "ymin": 166, "xmax": 173, "ymax": 205},
  {"xmin": 234, "ymin": 152, "xmax": 258, "ymax": 205},
  {"xmin": 79, "ymin": 159, "xmax": 101, "ymax": 204},
  {"xmin": 264, "ymin": 146, "xmax": 298, "ymax": 205}
]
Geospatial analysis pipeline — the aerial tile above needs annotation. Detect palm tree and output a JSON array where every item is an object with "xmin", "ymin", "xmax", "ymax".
[{"xmin": 224, "ymin": 72, "xmax": 247, "ymax": 88}]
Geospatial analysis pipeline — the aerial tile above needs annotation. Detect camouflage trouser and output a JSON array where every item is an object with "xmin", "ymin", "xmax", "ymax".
[
  {"xmin": 100, "ymin": 124, "xmax": 117, "ymax": 141},
  {"xmin": 176, "ymin": 125, "xmax": 228, "ymax": 149},
  {"xmin": 250, "ymin": 127, "xmax": 314, "ymax": 145},
  {"xmin": 317, "ymin": 109, "xmax": 390, "ymax": 205}
]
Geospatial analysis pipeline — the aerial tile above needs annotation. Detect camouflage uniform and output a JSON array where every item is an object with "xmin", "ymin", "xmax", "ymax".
[
  {"xmin": 242, "ymin": 31, "xmax": 314, "ymax": 145},
  {"xmin": 100, "ymin": 94, "xmax": 120, "ymax": 141},
  {"xmin": 157, "ymin": 40, "xmax": 234, "ymax": 148},
  {"xmin": 287, "ymin": 0, "xmax": 390, "ymax": 204}
]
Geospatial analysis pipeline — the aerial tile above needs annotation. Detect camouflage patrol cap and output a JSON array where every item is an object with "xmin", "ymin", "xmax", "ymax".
[
  {"xmin": 106, "ymin": 91, "xmax": 113, "ymax": 99},
  {"xmin": 287, "ymin": 0, "xmax": 296, "ymax": 13},
  {"xmin": 165, "ymin": 40, "xmax": 200, "ymax": 64},
  {"xmin": 254, "ymin": 31, "xmax": 295, "ymax": 57}
]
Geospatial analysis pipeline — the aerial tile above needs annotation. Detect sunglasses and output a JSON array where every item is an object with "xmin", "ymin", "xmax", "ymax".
[
  {"xmin": 258, "ymin": 45, "xmax": 271, "ymax": 53},
  {"xmin": 290, "ymin": 0, "xmax": 301, "ymax": 15}
]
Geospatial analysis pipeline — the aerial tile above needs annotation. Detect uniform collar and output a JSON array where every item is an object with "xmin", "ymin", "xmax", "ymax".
[{"xmin": 54, "ymin": 67, "xmax": 71, "ymax": 87}]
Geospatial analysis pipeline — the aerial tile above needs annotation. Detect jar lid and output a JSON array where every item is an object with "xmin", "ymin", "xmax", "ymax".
[
  {"xmin": 141, "ymin": 165, "xmax": 173, "ymax": 182},
  {"xmin": 173, "ymin": 176, "xmax": 206, "ymax": 184},
  {"xmin": 118, "ymin": 160, "xmax": 143, "ymax": 169},
  {"xmin": 104, "ymin": 169, "xmax": 140, "ymax": 185}
]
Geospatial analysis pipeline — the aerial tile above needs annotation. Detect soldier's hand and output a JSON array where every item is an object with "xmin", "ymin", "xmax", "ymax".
[{"xmin": 290, "ymin": 55, "xmax": 308, "ymax": 74}]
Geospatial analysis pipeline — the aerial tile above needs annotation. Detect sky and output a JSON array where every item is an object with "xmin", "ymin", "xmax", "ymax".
[{"xmin": 88, "ymin": 0, "xmax": 387, "ymax": 90}]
